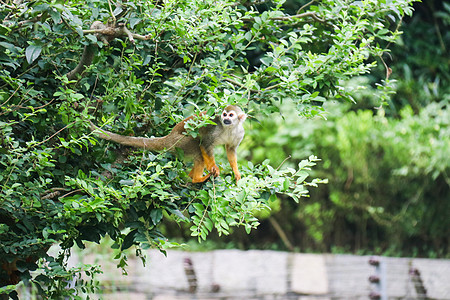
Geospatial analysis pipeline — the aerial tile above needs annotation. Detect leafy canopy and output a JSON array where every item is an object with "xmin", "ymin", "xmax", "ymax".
[{"xmin": 0, "ymin": 0, "xmax": 416, "ymax": 298}]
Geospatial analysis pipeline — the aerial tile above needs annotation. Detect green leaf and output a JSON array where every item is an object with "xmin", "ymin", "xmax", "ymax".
[
  {"xmin": 122, "ymin": 229, "xmax": 138, "ymax": 250},
  {"xmin": 25, "ymin": 45, "xmax": 42, "ymax": 64},
  {"xmin": 282, "ymin": 178, "xmax": 290, "ymax": 191},
  {"xmin": 244, "ymin": 31, "xmax": 252, "ymax": 41},
  {"xmin": 169, "ymin": 209, "xmax": 188, "ymax": 221},
  {"xmin": 236, "ymin": 191, "xmax": 246, "ymax": 203},
  {"xmin": 204, "ymin": 218, "xmax": 213, "ymax": 232},
  {"xmin": 119, "ymin": 179, "xmax": 135, "ymax": 186},
  {"xmin": 0, "ymin": 285, "xmax": 18, "ymax": 296},
  {"xmin": 377, "ymin": 28, "xmax": 389, "ymax": 35},
  {"xmin": 296, "ymin": 171, "xmax": 309, "ymax": 184},
  {"xmin": 129, "ymin": 17, "xmax": 141, "ymax": 29},
  {"xmin": 86, "ymin": 34, "xmax": 97, "ymax": 44},
  {"xmin": 150, "ymin": 208, "xmax": 163, "ymax": 225},
  {"xmin": 49, "ymin": 8, "xmax": 61, "ymax": 24}
]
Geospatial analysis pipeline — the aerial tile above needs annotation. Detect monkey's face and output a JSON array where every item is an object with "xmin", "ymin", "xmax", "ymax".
[{"xmin": 221, "ymin": 109, "xmax": 239, "ymax": 126}]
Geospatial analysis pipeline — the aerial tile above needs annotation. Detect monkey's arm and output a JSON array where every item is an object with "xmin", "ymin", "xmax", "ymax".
[{"xmin": 225, "ymin": 145, "xmax": 241, "ymax": 182}]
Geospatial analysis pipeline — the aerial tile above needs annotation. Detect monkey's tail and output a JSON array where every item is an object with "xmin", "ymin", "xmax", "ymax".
[{"xmin": 89, "ymin": 121, "xmax": 167, "ymax": 151}]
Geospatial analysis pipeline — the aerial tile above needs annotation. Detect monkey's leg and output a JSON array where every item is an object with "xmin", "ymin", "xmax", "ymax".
[
  {"xmin": 226, "ymin": 145, "xmax": 241, "ymax": 182},
  {"xmin": 189, "ymin": 158, "xmax": 212, "ymax": 183},
  {"xmin": 200, "ymin": 146, "xmax": 220, "ymax": 177}
]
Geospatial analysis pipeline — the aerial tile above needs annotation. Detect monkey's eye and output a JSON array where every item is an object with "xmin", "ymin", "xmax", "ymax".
[
  {"xmin": 229, "ymin": 113, "xmax": 234, "ymax": 117},
  {"xmin": 223, "ymin": 112, "xmax": 227, "ymax": 117}
]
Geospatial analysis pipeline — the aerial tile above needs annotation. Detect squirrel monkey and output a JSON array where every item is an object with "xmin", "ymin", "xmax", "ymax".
[{"xmin": 90, "ymin": 105, "xmax": 247, "ymax": 183}]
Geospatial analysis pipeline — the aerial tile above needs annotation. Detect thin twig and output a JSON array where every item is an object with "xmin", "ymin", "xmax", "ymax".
[
  {"xmin": 270, "ymin": 12, "xmax": 325, "ymax": 23},
  {"xmin": 108, "ymin": 0, "xmax": 117, "ymax": 25},
  {"xmin": 0, "ymin": 84, "xmax": 21, "ymax": 107},
  {"xmin": 0, "ymin": 87, "xmax": 35, "ymax": 117},
  {"xmin": 297, "ymin": 0, "xmax": 315, "ymax": 14},
  {"xmin": 379, "ymin": 54, "xmax": 392, "ymax": 80},
  {"xmin": 276, "ymin": 155, "xmax": 291, "ymax": 171},
  {"xmin": 242, "ymin": 12, "xmax": 325, "ymax": 23},
  {"xmin": 34, "ymin": 121, "xmax": 76, "ymax": 148},
  {"xmin": 269, "ymin": 216, "xmax": 294, "ymax": 251},
  {"xmin": 41, "ymin": 187, "xmax": 70, "ymax": 196},
  {"xmin": 223, "ymin": 77, "xmax": 260, "ymax": 93},
  {"xmin": 60, "ymin": 189, "xmax": 84, "ymax": 199},
  {"xmin": 7, "ymin": 98, "xmax": 56, "ymax": 113},
  {"xmin": 0, "ymin": 0, "xmax": 14, "ymax": 9},
  {"xmin": 14, "ymin": 14, "xmax": 43, "ymax": 27},
  {"xmin": 264, "ymin": 81, "xmax": 284, "ymax": 91}
]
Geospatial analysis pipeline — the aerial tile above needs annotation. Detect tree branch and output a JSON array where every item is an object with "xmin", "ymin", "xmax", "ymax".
[
  {"xmin": 269, "ymin": 216, "xmax": 294, "ymax": 251},
  {"xmin": 223, "ymin": 77, "xmax": 260, "ymax": 93},
  {"xmin": 66, "ymin": 21, "xmax": 152, "ymax": 80},
  {"xmin": 81, "ymin": 24, "xmax": 152, "ymax": 43},
  {"xmin": 271, "ymin": 12, "xmax": 325, "ymax": 23},
  {"xmin": 242, "ymin": 11, "xmax": 325, "ymax": 23}
]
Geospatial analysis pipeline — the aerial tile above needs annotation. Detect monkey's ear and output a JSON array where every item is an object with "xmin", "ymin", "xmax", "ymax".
[{"xmin": 238, "ymin": 113, "xmax": 247, "ymax": 122}]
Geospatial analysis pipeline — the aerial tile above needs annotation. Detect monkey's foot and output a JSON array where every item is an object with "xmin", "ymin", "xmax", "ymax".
[{"xmin": 191, "ymin": 173, "xmax": 212, "ymax": 183}]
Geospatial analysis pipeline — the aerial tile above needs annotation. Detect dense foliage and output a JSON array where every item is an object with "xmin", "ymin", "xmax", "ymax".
[
  {"xmin": 1, "ymin": 0, "xmax": 417, "ymax": 298},
  {"xmin": 388, "ymin": 0, "xmax": 449, "ymax": 113}
]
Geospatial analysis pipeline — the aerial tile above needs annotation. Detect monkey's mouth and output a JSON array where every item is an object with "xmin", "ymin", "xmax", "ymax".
[{"xmin": 223, "ymin": 119, "xmax": 232, "ymax": 125}]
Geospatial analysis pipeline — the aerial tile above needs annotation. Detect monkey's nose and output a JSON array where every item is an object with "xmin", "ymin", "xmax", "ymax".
[{"xmin": 223, "ymin": 119, "xmax": 232, "ymax": 125}]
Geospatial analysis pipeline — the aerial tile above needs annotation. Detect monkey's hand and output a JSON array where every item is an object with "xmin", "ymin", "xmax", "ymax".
[
  {"xmin": 234, "ymin": 171, "xmax": 241, "ymax": 183},
  {"xmin": 209, "ymin": 164, "xmax": 220, "ymax": 177}
]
